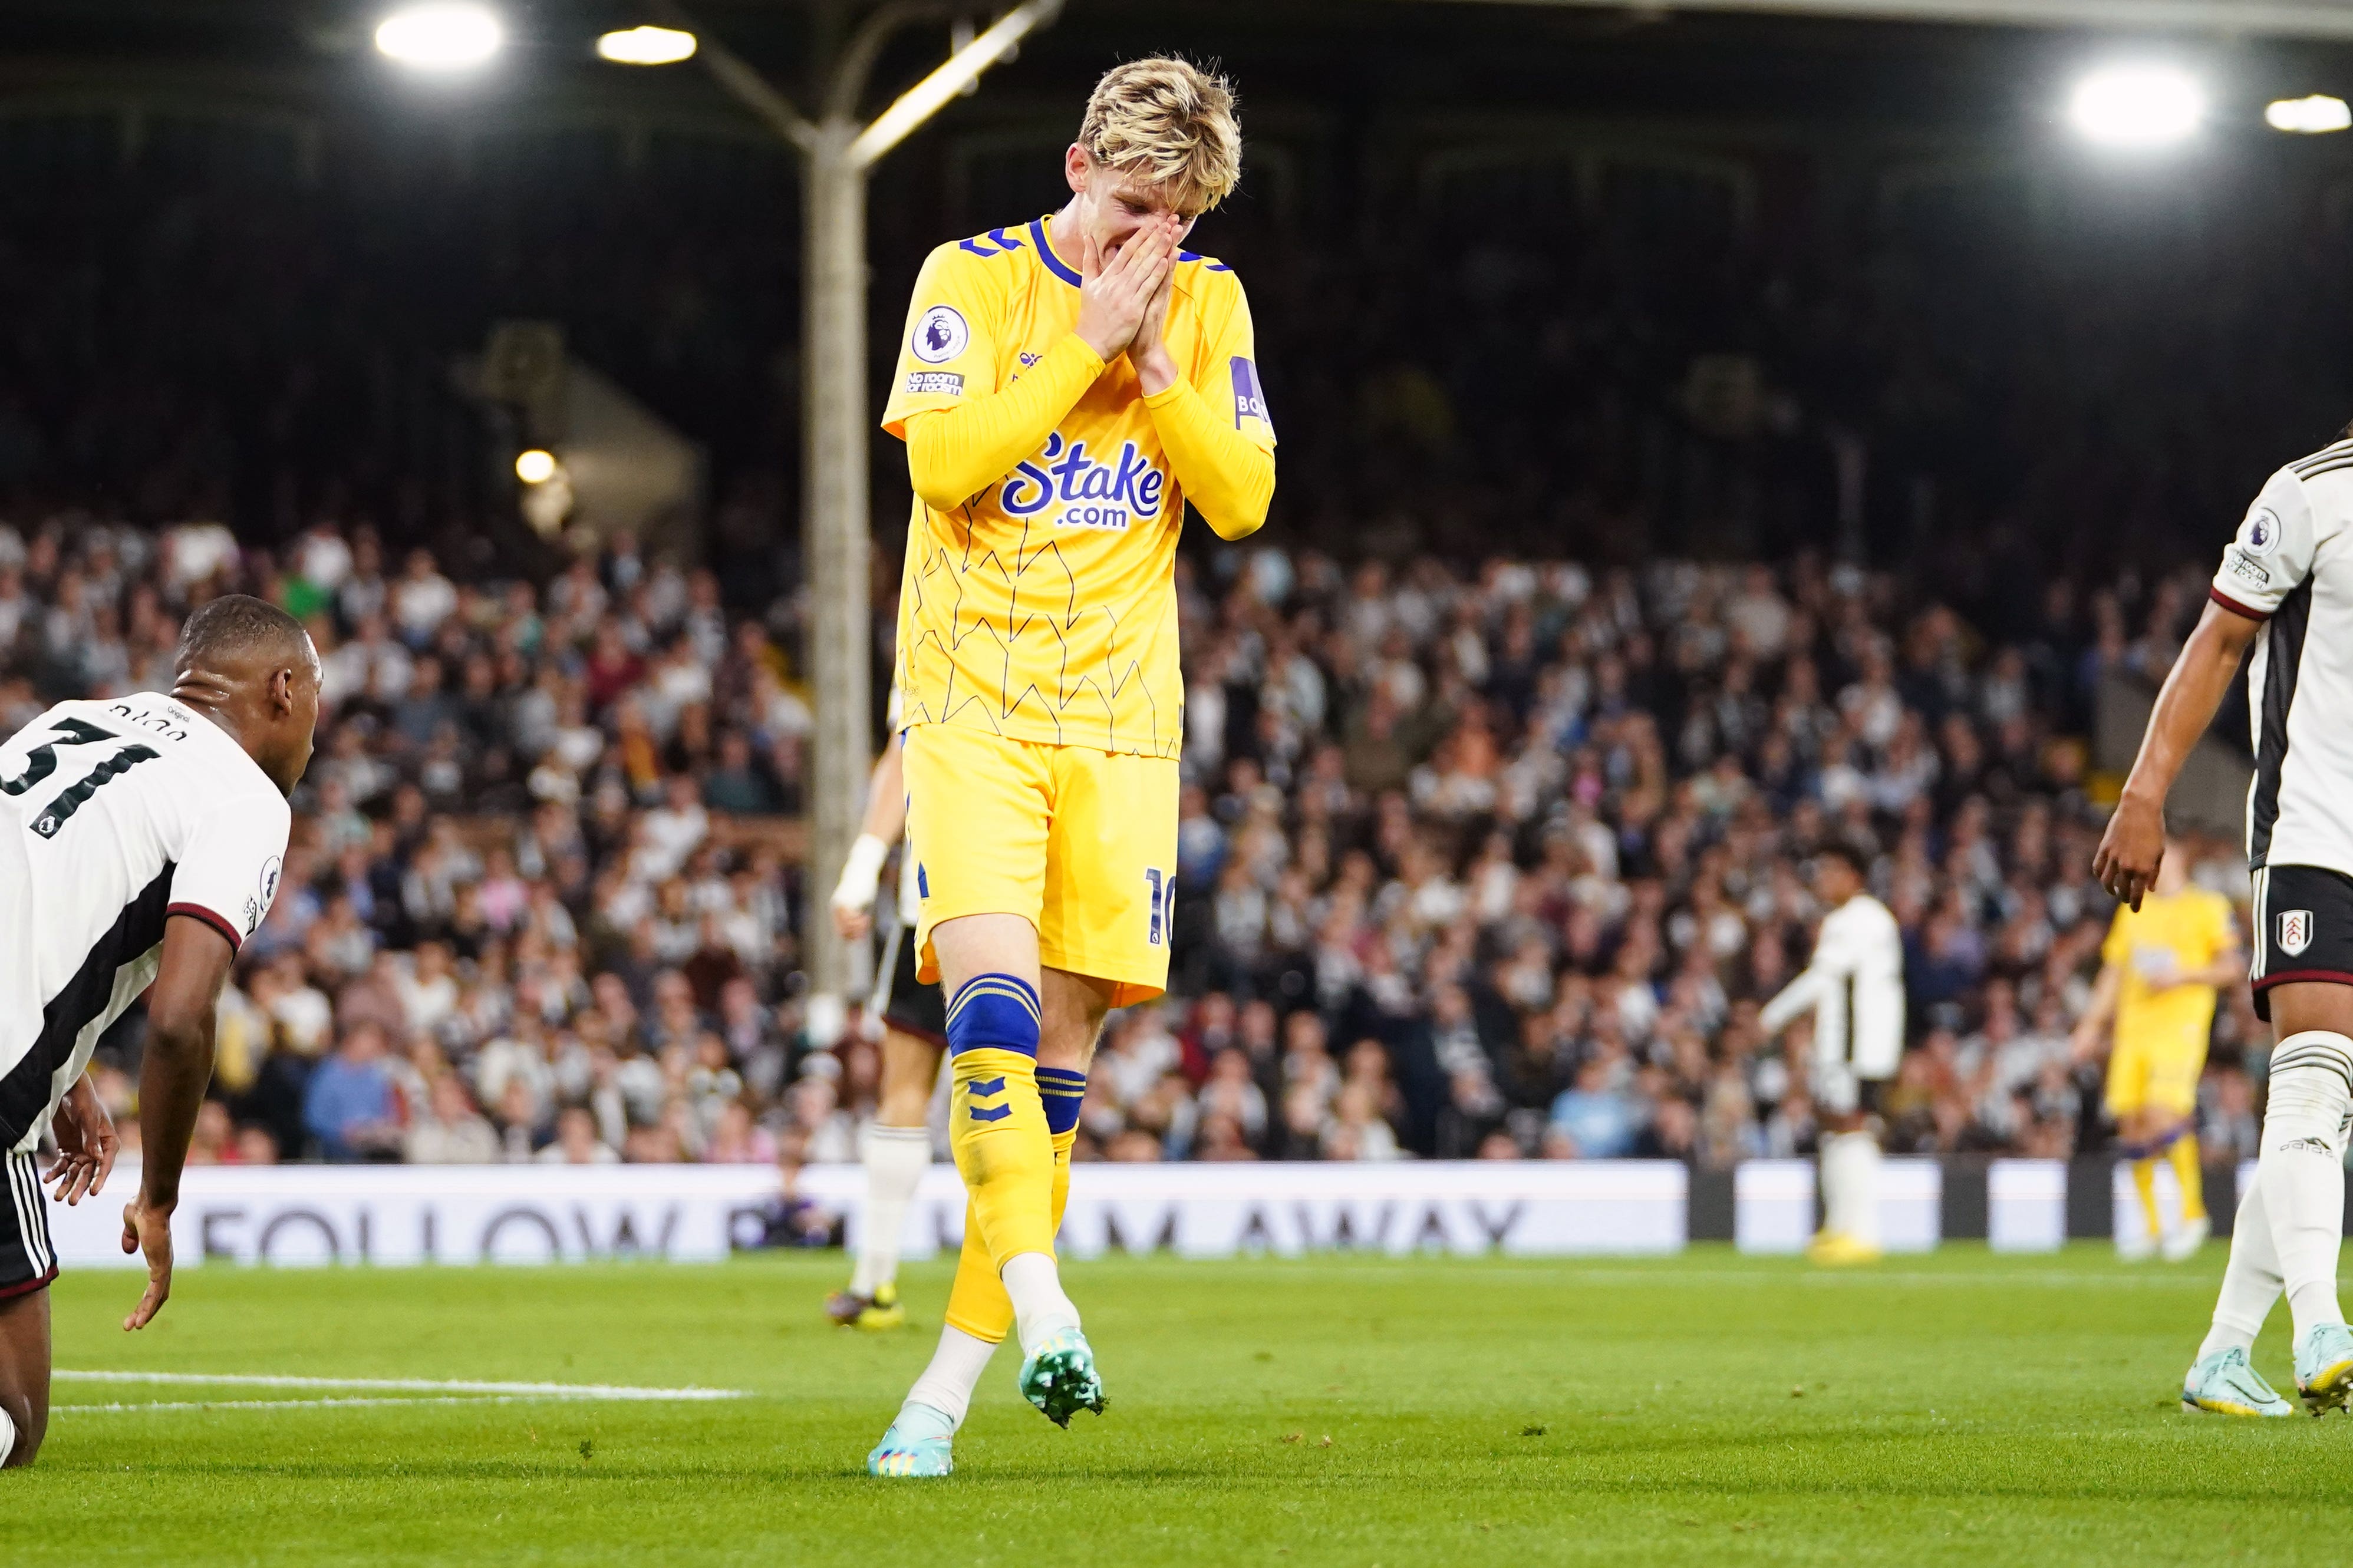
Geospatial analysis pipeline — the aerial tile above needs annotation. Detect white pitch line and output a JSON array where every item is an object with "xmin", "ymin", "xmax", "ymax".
[
  {"xmin": 57, "ymin": 1396, "xmax": 631, "ymax": 1415},
  {"xmin": 1221, "ymin": 1263, "xmax": 2226, "ymax": 1290},
  {"xmin": 56, "ymin": 1371, "xmax": 745, "ymax": 1401}
]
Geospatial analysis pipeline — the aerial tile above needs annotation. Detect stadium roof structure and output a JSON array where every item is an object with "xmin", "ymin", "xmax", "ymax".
[{"xmin": 1462, "ymin": 0, "xmax": 2353, "ymax": 39}]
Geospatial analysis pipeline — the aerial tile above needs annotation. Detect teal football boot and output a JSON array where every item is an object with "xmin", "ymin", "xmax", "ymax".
[
  {"xmin": 1018, "ymin": 1326, "xmax": 1108, "ymax": 1427},
  {"xmin": 2295, "ymin": 1323, "xmax": 2353, "ymax": 1415},
  {"xmin": 867, "ymin": 1402, "xmax": 957, "ymax": 1477},
  {"xmin": 2180, "ymin": 1346, "xmax": 2292, "ymax": 1417}
]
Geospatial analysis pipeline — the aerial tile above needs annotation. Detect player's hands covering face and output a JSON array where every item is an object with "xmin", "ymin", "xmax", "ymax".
[
  {"xmin": 1075, "ymin": 213, "xmax": 1177, "ymax": 364},
  {"xmin": 1131, "ymin": 219, "xmax": 1184, "ymax": 397}
]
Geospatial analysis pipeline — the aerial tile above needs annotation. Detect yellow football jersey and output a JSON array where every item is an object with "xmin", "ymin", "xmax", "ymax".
[
  {"xmin": 882, "ymin": 214, "xmax": 1275, "ymax": 759},
  {"xmin": 2102, "ymin": 885, "xmax": 2237, "ymax": 1045}
]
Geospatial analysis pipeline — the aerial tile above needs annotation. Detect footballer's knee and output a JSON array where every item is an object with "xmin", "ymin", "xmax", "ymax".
[
  {"xmin": 0, "ymin": 1384, "xmax": 42, "ymax": 1468},
  {"xmin": 0, "ymin": 1289, "xmax": 47, "ymax": 1468}
]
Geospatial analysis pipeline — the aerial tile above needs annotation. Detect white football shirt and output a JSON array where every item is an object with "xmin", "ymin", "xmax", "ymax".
[
  {"xmin": 0, "ymin": 694, "xmax": 291, "ymax": 1152},
  {"xmin": 2210, "ymin": 440, "xmax": 2353, "ymax": 877},
  {"xmin": 1760, "ymin": 891, "xmax": 1906, "ymax": 1081}
]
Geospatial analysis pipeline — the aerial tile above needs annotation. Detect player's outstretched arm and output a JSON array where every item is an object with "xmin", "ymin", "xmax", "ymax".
[
  {"xmin": 2186, "ymin": 942, "xmax": 2248, "ymax": 989},
  {"xmin": 833, "ymin": 728, "xmax": 908, "ymax": 942},
  {"xmin": 120, "ymin": 913, "xmax": 236, "ymax": 1331},
  {"xmin": 1759, "ymin": 917, "xmax": 1854, "ymax": 1036},
  {"xmin": 2069, "ymin": 962, "xmax": 2123, "ymax": 1062},
  {"xmin": 1758, "ymin": 963, "xmax": 1823, "ymax": 1037},
  {"xmin": 2093, "ymin": 601, "xmax": 2262, "ymax": 910}
]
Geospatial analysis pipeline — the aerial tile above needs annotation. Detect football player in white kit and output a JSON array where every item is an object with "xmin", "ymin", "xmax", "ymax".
[
  {"xmin": 0, "ymin": 595, "xmax": 318, "ymax": 1466},
  {"xmin": 2101, "ymin": 430, "xmax": 2353, "ymax": 1417},
  {"xmin": 1759, "ymin": 842, "xmax": 1906, "ymax": 1265},
  {"xmin": 823, "ymin": 702, "xmax": 946, "ymax": 1333}
]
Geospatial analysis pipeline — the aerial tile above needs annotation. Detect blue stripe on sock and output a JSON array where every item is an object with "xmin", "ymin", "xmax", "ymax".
[
  {"xmin": 968, "ymin": 1104, "xmax": 1011, "ymax": 1123},
  {"xmin": 1038, "ymin": 1068, "xmax": 1087, "ymax": 1135},
  {"xmin": 947, "ymin": 975, "xmax": 1041, "ymax": 1031},
  {"xmin": 968, "ymin": 1076, "xmax": 1006, "ymax": 1098},
  {"xmin": 946, "ymin": 973, "xmax": 1042, "ymax": 1059}
]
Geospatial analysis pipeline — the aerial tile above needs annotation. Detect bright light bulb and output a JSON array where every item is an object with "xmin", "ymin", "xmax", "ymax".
[
  {"xmin": 597, "ymin": 26, "xmax": 697, "ymax": 66},
  {"xmin": 374, "ymin": 4, "xmax": 503, "ymax": 70},
  {"xmin": 515, "ymin": 449, "xmax": 558, "ymax": 484},
  {"xmin": 2068, "ymin": 65, "xmax": 2205, "ymax": 148},
  {"xmin": 2267, "ymin": 95, "xmax": 2352, "ymax": 134}
]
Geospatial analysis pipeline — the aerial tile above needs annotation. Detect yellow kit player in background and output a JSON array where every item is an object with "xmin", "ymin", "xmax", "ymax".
[
  {"xmin": 2073, "ymin": 835, "xmax": 2243, "ymax": 1262},
  {"xmin": 865, "ymin": 57, "xmax": 1274, "ymax": 1478}
]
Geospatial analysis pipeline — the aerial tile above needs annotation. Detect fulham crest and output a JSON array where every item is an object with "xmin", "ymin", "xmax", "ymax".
[{"xmin": 2280, "ymin": 909, "xmax": 2314, "ymax": 958}]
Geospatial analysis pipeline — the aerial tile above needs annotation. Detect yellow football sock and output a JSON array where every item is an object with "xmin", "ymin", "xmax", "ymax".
[
  {"xmin": 2131, "ymin": 1158, "xmax": 2162, "ymax": 1238},
  {"xmin": 945, "ymin": 1127, "xmax": 1077, "ymax": 1343},
  {"xmin": 950, "ymin": 1048, "xmax": 1054, "ymax": 1255},
  {"xmin": 942, "ymin": 974, "xmax": 1056, "ymax": 1284},
  {"xmin": 2170, "ymin": 1131, "xmax": 2207, "ymax": 1222}
]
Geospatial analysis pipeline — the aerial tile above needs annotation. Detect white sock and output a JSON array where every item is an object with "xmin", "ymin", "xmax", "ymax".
[
  {"xmin": 1001, "ymin": 1251, "xmax": 1080, "ymax": 1355},
  {"xmin": 1817, "ymin": 1138, "xmax": 1847, "ymax": 1234},
  {"xmin": 2199, "ymin": 1175, "xmax": 2282, "ymax": 1360},
  {"xmin": 1846, "ymin": 1131, "xmax": 1882, "ymax": 1246},
  {"xmin": 2256, "ymin": 1036, "xmax": 2353, "ymax": 1338},
  {"xmin": 851, "ymin": 1125, "xmax": 931, "ymax": 1297},
  {"xmin": 901, "ymin": 1325, "xmax": 999, "ymax": 1431},
  {"xmin": 0, "ymin": 1403, "xmax": 14, "ymax": 1467},
  {"xmin": 1820, "ymin": 1130, "xmax": 1878, "ymax": 1242}
]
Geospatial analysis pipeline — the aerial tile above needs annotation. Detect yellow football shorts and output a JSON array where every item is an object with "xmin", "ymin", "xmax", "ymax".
[
  {"xmin": 903, "ymin": 724, "xmax": 1178, "ymax": 1008},
  {"xmin": 2104, "ymin": 1021, "xmax": 2210, "ymax": 1119}
]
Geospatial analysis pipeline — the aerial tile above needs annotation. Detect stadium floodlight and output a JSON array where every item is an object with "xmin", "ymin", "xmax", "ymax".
[
  {"xmin": 848, "ymin": 0, "xmax": 1063, "ymax": 168},
  {"xmin": 597, "ymin": 25, "xmax": 697, "ymax": 66},
  {"xmin": 374, "ymin": 3, "xmax": 503, "ymax": 70},
  {"xmin": 2068, "ymin": 65, "xmax": 2206, "ymax": 148},
  {"xmin": 514, "ymin": 448, "xmax": 558, "ymax": 484},
  {"xmin": 2267, "ymin": 94, "xmax": 2353, "ymax": 134}
]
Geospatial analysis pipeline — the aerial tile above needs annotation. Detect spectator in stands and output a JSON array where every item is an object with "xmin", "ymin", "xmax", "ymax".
[
  {"xmin": 406, "ymin": 1074, "xmax": 500, "ymax": 1164},
  {"xmin": 0, "ymin": 485, "xmax": 2259, "ymax": 1175},
  {"xmin": 304, "ymin": 1023, "xmax": 404, "ymax": 1163}
]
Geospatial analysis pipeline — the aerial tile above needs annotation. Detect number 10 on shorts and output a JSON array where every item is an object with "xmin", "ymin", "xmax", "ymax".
[{"xmin": 1144, "ymin": 868, "xmax": 1176, "ymax": 946}]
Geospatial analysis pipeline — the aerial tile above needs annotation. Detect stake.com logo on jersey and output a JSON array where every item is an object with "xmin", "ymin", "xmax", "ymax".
[{"xmin": 1000, "ymin": 431, "xmax": 1166, "ymax": 532}]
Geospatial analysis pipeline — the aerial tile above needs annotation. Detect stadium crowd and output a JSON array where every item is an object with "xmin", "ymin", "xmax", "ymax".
[{"xmin": 0, "ymin": 517, "xmax": 2266, "ymax": 1172}]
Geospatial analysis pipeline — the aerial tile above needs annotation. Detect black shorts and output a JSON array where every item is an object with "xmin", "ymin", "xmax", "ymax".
[
  {"xmin": 879, "ymin": 920, "xmax": 948, "ymax": 1048},
  {"xmin": 2250, "ymin": 863, "xmax": 2353, "ymax": 1022},
  {"xmin": 0, "ymin": 1151, "xmax": 58, "ymax": 1300}
]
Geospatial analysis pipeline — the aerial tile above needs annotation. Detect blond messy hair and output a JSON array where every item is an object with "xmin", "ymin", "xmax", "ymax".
[{"xmin": 1078, "ymin": 57, "xmax": 1241, "ymax": 217}]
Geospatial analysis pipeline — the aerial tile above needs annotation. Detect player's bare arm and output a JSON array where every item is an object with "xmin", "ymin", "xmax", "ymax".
[
  {"xmin": 833, "ymin": 728, "xmax": 908, "ymax": 943},
  {"xmin": 119, "ymin": 598, "xmax": 320, "ymax": 1331},
  {"xmin": 2070, "ymin": 962, "xmax": 2123, "ymax": 1062},
  {"xmin": 120, "ymin": 914, "xmax": 238, "ymax": 1331},
  {"xmin": 2094, "ymin": 601, "xmax": 2263, "ymax": 909}
]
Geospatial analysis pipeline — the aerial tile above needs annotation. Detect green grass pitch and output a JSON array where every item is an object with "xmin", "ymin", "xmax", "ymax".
[{"xmin": 17, "ymin": 1246, "xmax": 2353, "ymax": 1564}]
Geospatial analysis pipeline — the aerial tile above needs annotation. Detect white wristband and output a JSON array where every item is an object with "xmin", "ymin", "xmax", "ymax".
[{"xmin": 831, "ymin": 833, "xmax": 891, "ymax": 912}]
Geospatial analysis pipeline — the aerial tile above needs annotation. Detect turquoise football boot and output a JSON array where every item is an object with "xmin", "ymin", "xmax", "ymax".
[
  {"xmin": 2295, "ymin": 1323, "xmax": 2353, "ymax": 1415},
  {"xmin": 2180, "ymin": 1346, "xmax": 2292, "ymax": 1417},
  {"xmin": 1018, "ymin": 1326, "xmax": 1108, "ymax": 1428},
  {"xmin": 866, "ymin": 1402, "xmax": 956, "ymax": 1477}
]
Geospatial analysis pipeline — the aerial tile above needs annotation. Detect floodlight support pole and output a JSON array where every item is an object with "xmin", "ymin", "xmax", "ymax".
[
  {"xmin": 679, "ymin": 2, "xmax": 1059, "ymax": 1028},
  {"xmin": 803, "ymin": 116, "xmax": 870, "ymax": 1031}
]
